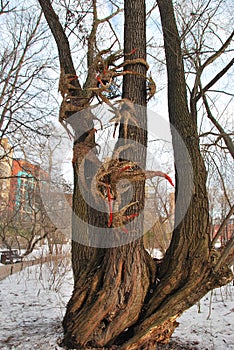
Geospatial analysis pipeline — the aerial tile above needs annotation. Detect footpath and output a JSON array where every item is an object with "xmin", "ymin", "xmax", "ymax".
[{"xmin": 0, "ymin": 255, "xmax": 59, "ymax": 281}]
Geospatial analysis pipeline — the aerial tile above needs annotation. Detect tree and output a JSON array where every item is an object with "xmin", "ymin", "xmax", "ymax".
[
  {"xmin": 38, "ymin": 0, "xmax": 233, "ymax": 348},
  {"xmin": 0, "ymin": 1, "xmax": 67, "ymax": 255},
  {"xmin": 0, "ymin": 0, "xmax": 57, "ymax": 162}
]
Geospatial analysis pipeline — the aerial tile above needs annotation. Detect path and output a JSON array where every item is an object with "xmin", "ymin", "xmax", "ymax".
[{"xmin": 0, "ymin": 255, "xmax": 62, "ymax": 281}]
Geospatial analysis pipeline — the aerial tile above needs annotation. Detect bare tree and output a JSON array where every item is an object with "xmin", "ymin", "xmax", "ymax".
[
  {"xmin": 173, "ymin": 0, "xmax": 234, "ymax": 262},
  {"xmin": 37, "ymin": 0, "xmax": 233, "ymax": 348},
  {"xmin": 0, "ymin": 1, "xmax": 57, "ymax": 154},
  {"xmin": 0, "ymin": 2, "xmax": 64, "ymax": 254}
]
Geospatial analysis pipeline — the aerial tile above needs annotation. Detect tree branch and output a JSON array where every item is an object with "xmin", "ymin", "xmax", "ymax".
[
  {"xmin": 38, "ymin": 0, "xmax": 81, "ymax": 87},
  {"xmin": 99, "ymin": 7, "xmax": 123, "ymax": 24},
  {"xmin": 196, "ymin": 57, "xmax": 234, "ymax": 101},
  {"xmin": 212, "ymin": 205, "xmax": 234, "ymax": 246},
  {"xmin": 201, "ymin": 30, "xmax": 234, "ymax": 71},
  {"xmin": 202, "ymin": 93, "xmax": 234, "ymax": 159},
  {"xmin": 214, "ymin": 235, "xmax": 234, "ymax": 272},
  {"xmin": 190, "ymin": 30, "xmax": 234, "ymax": 114}
]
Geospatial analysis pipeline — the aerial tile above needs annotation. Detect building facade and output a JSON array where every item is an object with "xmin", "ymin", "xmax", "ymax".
[
  {"xmin": 9, "ymin": 159, "xmax": 45, "ymax": 219},
  {"xmin": 0, "ymin": 138, "xmax": 49, "ymax": 221},
  {"xmin": 0, "ymin": 138, "xmax": 13, "ymax": 213}
]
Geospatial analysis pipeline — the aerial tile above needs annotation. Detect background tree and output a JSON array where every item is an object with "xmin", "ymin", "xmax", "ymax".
[
  {"xmin": 0, "ymin": 133, "xmax": 72, "ymax": 255},
  {"xmin": 38, "ymin": 0, "xmax": 233, "ymax": 349},
  {"xmin": 0, "ymin": 1, "xmax": 56, "ymax": 143},
  {"xmin": 0, "ymin": 1, "xmax": 69, "ymax": 255}
]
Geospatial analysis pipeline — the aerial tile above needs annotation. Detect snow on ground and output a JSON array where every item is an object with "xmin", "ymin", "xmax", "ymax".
[
  {"xmin": 0, "ymin": 259, "xmax": 73, "ymax": 350},
  {"xmin": 0, "ymin": 260, "xmax": 233, "ymax": 350},
  {"xmin": 173, "ymin": 284, "xmax": 234, "ymax": 349},
  {"xmin": 22, "ymin": 243, "xmax": 71, "ymax": 260}
]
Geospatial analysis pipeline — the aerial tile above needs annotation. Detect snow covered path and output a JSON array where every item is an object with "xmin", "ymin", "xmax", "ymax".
[
  {"xmin": 0, "ymin": 261, "xmax": 233, "ymax": 350},
  {"xmin": 0, "ymin": 260, "xmax": 72, "ymax": 350}
]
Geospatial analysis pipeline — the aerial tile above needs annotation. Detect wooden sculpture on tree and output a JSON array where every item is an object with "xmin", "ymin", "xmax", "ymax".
[{"xmin": 38, "ymin": 0, "xmax": 233, "ymax": 349}]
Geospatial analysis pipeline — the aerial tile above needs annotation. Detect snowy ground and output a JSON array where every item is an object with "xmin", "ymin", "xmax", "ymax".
[{"xmin": 0, "ymin": 259, "xmax": 233, "ymax": 350}]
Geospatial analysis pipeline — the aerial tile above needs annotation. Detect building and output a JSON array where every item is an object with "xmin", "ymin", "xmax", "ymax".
[
  {"xmin": 9, "ymin": 158, "xmax": 49, "ymax": 220},
  {"xmin": 0, "ymin": 138, "xmax": 49, "ymax": 221},
  {"xmin": 0, "ymin": 138, "xmax": 13, "ymax": 213}
]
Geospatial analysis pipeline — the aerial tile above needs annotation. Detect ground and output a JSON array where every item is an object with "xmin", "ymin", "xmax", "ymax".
[{"xmin": 0, "ymin": 256, "xmax": 233, "ymax": 350}]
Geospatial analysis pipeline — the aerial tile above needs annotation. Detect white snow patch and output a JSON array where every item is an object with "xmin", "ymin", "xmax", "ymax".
[
  {"xmin": 146, "ymin": 248, "xmax": 164, "ymax": 259},
  {"xmin": 173, "ymin": 284, "xmax": 234, "ymax": 349},
  {"xmin": 0, "ymin": 261, "xmax": 73, "ymax": 350}
]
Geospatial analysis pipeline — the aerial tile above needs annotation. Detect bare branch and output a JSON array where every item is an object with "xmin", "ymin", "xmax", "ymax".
[
  {"xmin": 212, "ymin": 205, "xmax": 234, "ymax": 246},
  {"xmin": 38, "ymin": 0, "xmax": 81, "ymax": 82},
  {"xmin": 206, "ymin": 152, "xmax": 232, "ymax": 208},
  {"xmin": 98, "ymin": 7, "xmax": 123, "ymax": 24},
  {"xmin": 196, "ymin": 58, "xmax": 234, "ymax": 101},
  {"xmin": 214, "ymin": 235, "xmax": 234, "ymax": 271},
  {"xmin": 0, "ymin": 0, "xmax": 16, "ymax": 14},
  {"xmin": 146, "ymin": 1, "xmax": 158, "ymax": 19},
  {"xmin": 201, "ymin": 30, "xmax": 234, "ymax": 71},
  {"xmin": 202, "ymin": 93, "xmax": 234, "ymax": 159},
  {"xmin": 179, "ymin": 0, "xmax": 213, "ymax": 41}
]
